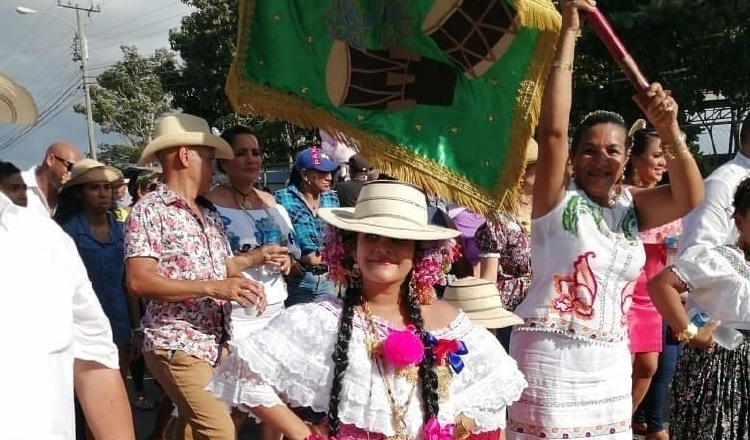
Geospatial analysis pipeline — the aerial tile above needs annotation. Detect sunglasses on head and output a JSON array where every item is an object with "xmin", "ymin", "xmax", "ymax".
[{"xmin": 52, "ymin": 155, "xmax": 75, "ymax": 171}]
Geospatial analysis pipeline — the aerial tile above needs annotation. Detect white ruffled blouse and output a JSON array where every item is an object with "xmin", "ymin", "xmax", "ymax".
[{"xmin": 209, "ymin": 296, "xmax": 526, "ymax": 439}]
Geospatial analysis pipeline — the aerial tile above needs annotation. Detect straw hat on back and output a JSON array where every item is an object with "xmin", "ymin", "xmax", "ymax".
[
  {"xmin": 138, "ymin": 114, "xmax": 233, "ymax": 165},
  {"xmin": 0, "ymin": 73, "xmax": 37, "ymax": 125},
  {"xmin": 318, "ymin": 180, "xmax": 460, "ymax": 241},
  {"xmin": 443, "ymin": 277, "xmax": 523, "ymax": 329},
  {"xmin": 63, "ymin": 159, "xmax": 123, "ymax": 190}
]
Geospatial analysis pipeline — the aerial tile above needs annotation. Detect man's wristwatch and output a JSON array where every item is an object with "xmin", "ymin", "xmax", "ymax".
[{"xmin": 676, "ymin": 323, "xmax": 698, "ymax": 343}]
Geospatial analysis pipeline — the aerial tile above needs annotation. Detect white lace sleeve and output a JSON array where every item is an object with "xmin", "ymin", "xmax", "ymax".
[
  {"xmin": 438, "ymin": 325, "xmax": 527, "ymax": 432},
  {"xmin": 208, "ymin": 301, "xmax": 339, "ymax": 415}
]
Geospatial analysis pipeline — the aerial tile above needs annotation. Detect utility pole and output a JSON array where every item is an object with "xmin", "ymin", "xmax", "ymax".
[{"xmin": 58, "ymin": 1, "xmax": 100, "ymax": 160}]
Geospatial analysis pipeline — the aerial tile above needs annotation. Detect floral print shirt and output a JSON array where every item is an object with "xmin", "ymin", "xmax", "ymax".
[
  {"xmin": 124, "ymin": 183, "xmax": 232, "ymax": 364},
  {"xmin": 475, "ymin": 213, "xmax": 532, "ymax": 312}
]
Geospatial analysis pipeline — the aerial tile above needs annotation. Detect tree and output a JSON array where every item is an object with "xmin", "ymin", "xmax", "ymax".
[
  {"xmin": 573, "ymin": 0, "xmax": 750, "ymax": 130},
  {"xmin": 165, "ymin": 0, "xmax": 319, "ymax": 167},
  {"xmin": 75, "ymin": 45, "xmax": 175, "ymax": 165},
  {"xmin": 95, "ymin": 143, "xmax": 143, "ymax": 170},
  {"xmin": 162, "ymin": 0, "xmax": 237, "ymax": 125}
]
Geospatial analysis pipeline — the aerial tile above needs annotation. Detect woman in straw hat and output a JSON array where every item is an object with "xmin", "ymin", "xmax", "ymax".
[
  {"xmin": 55, "ymin": 159, "xmax": 140, "ymax": 376},
  {"xmin": 54, "ymin": 159, "xmax": 141, "ymax": 438},
  {"xmin": 210, "ymin": 180, "xmax": 526, "ymax": 440},
  {"xmin": 475, "ymin": 138, "xmax": 537, "ymax": 351}
]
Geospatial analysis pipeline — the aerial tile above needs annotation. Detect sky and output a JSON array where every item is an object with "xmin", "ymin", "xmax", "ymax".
[{"xmin": 0, "ymin": 0, "xmax": 192, "ymax": 169}]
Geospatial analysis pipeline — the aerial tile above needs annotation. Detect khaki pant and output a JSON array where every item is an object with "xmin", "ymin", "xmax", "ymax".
[{"xmin": 144, "ymin": 349, "xmax": 234, "ymax": 440}]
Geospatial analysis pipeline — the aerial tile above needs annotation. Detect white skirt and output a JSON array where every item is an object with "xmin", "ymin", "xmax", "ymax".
[{"xmin": 506, "ymin": 330, "xmax": 632, "ymax": 439}]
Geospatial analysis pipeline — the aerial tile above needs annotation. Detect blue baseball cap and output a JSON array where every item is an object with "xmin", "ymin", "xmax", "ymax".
[{"xmin": 294, "ymin": 147, "xmax": 339, "ymax": 173}]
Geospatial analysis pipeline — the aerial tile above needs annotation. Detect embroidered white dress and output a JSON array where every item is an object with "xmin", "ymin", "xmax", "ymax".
[
  {"xmin": 507, "ymin": 184, "xmax": 646, "ymax": 439},
  {"xmin": 209, "ymin": 297, "xmax": 527, "ymax": 439},
  {"xmin": 217, "ymin": 204, "xmax": 300, "ymax": 339}
]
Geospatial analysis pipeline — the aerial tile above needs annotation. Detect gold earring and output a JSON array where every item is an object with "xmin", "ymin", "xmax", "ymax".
[
  {"xmin": 633, "ymin": 168, "xmax": 642, "ymax": 188},
  {"xmin": 349, "ymin": 263, "xmax": 362, "ymax": 288}
]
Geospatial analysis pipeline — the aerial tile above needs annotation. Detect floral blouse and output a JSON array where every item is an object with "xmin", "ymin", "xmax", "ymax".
[
  {"xmin": 475, "ymin": 213, "xmax": 532, "ymax": 312},
  {"xmin": 124, "ymin": 183, "xmax": 232, "ymax": 364}
]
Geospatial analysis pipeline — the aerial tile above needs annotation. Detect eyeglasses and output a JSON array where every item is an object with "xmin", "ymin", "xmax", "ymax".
[{"xmin": 52, "ymin": 155, "xmax": 75, "ymax": 171}]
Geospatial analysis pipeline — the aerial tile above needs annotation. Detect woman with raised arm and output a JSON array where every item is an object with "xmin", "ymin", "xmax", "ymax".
[
  {"xmin": 505, "ymin": 1, "xmax": 704, "ymax": 439},
  {"xmin": 210, "ymin": 180, "xmax": 526, "ymax": 440}
]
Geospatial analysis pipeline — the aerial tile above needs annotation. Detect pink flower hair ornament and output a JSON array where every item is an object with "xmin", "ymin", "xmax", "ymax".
[{"xmin": 321, "ymin": 224, "xmax": 462, "ymax": 304}]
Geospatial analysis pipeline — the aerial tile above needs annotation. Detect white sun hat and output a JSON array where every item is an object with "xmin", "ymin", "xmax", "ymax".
[{"xmin": 319, "ymin": 180, "xmax": 460, "ymax": 241}]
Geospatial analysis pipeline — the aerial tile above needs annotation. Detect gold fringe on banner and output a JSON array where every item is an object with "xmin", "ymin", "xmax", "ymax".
[{"xmin": 226, "ymin": 0, "xmax": 561, "ymax": 216}]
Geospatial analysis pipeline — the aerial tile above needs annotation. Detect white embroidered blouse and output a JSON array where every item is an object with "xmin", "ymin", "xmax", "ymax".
[
  {"xmin": 209, "ymin": 297, "xmax": 526, "ymax": 439},
  {"xmin": 513, "ymin": 184, "xmax": 646, "ymax": 344}
]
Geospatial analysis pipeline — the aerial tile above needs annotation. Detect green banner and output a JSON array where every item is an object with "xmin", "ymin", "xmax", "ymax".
[{"xmin": 228, "ymin": 0, "xmax": 560, "ymax": 213}]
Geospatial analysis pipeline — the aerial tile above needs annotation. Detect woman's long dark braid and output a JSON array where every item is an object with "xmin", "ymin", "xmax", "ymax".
[
  {"xmin": 327, "ymin": 286, "xmax": 361, "ymax": 437},
  {"xmin": 402, "ymin": 279, "xmax": 441, "ymax": 422}
]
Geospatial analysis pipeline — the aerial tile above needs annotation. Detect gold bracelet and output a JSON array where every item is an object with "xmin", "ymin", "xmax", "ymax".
[
  {"xmin": 661, "ymin": 132, "xmax": 688, "ymax": 160},
  {"xmin": 552, "ymin": 60, "xmax": 574, "ymax": 71}
]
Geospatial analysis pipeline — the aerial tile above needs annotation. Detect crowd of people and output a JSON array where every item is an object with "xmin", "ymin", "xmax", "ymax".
[{"xmin": 5, "ymin": 1, "xmax": 750, "ymax": 440}]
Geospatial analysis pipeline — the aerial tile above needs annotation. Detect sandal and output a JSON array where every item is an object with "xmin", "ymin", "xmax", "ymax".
[{"xmin": 133, "ymin": 395, "xmax": 156, "ymax": 411}]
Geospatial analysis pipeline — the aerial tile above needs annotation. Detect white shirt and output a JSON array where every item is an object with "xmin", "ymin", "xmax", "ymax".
[
  {"xmin": 679, "ymin": 153, "xmax": 750, "ymax": 256},
  {"xmin": 0, "ymin": 192, "xmax": 119, "ymax": 439},
  {"xmin": 21, "ymin": 165, "xmax": 52, "ymax": 217},
  {"xmin": 674, "ymin": 244, "xmax": 750, "ymax": 330}
]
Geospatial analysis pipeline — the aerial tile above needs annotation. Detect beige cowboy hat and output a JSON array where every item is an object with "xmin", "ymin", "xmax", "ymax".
[
  {"xmin": 138, "ymin": 114, "xmax": 233, "ymax": 165},
  {"xmin": 525, "ymin": 138, "xmax": 538, "ymax": 164},
  {"xmin": 319, "ymin": 180, "xmax": 460, "ymax": 241},
  {"xmin": 0, "ymin": 73, "xmax": 38, "ymax": 125},
  {"xmin": 443, "ymin": 277, "xmax": 523, "ymax": 329},
  {"xmin": 63, "ymin": 159, "xmax": 123, "ymax": 190}
]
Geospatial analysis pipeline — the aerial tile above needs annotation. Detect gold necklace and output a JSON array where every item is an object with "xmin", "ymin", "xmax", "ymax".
[{"xmin": 360, "ymin": 301, "xmax": 418, "ymax": 440}]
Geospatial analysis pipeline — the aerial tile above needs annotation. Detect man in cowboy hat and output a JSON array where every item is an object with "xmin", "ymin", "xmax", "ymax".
[
  {"xmin": 21, "ymin": 141, "xmax": 83, "ymax": 217},
  {"xmin": 125, "ymin": 113, "xmax": 271, "ymax": 440},
  {"xmin": 0, "ymin": 73, "xmax": 135, "ymax": 439}
]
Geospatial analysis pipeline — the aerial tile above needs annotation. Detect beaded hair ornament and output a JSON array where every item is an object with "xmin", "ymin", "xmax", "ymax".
[{"xmin": 321, "ymin": 224, "xmax": 461, "ymax": 305}]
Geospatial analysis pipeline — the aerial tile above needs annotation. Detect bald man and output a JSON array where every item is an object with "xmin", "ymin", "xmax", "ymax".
[{"xmin": 22, "ymin": 142, "xmax": 83, "ymax": 217}]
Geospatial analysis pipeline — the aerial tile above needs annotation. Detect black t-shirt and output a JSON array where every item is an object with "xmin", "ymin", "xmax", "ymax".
[{"xmin": 335, "ymin": 180, "xmax": 367, "ymax": 207}]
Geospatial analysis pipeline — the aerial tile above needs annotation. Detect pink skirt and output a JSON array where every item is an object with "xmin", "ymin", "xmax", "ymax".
[{"xmin": 627, "ymin": 243, "xmax": 664, "ymax": 353}]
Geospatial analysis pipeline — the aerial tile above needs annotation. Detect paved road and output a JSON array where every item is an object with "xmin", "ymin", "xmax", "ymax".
[{"xmin": 128, "ymin": 377, "xmax": 257, "ymax": 440}]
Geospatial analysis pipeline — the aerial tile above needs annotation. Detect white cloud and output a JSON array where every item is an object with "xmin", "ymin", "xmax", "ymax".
[{"xmin": 0, "ymin": 0, "xmax": 192, "ymax": 168}]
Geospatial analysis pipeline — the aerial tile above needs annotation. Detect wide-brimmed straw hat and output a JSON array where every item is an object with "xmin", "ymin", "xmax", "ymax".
[
  {"xmin": 138, "ymin": 114, "xmax": 233, "ymax": 165},
  {"xmin": 63, "ymin": 159, "xmax": 123, "ymax": 189},
  {"xmin": 0, "ymin": 73, "xmax": 38, "ymax": 125},
  {"xmin": 319, "ymin": 180, "xmax": 460, "ymax": 241},
  {"xmin": 443, "ymin": 277, "xmax": 523, "ymax": 329}
]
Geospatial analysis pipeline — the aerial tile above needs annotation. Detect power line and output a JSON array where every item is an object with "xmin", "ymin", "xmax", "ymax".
[
  {"xmin": 0, "ymin": 73, "xmax": 81, "ymax": 149},
  {"xmin": 0, "ymin": 86, "xmax": 80, "ymax": 152},
  {"xmin": 88, "ymin": 11, "xmax": 187, "ymax": 49},
  {"xmin": 0, "ymin": 5, "xmax": 63, "ymax": 71},
  {"xmin": 88, "ymin": 0, "xmax": 183, "ymax": 40}
]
